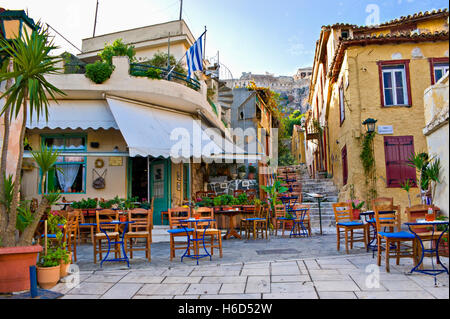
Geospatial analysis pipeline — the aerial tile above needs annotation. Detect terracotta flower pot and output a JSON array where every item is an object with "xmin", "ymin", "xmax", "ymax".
[
  {"xmin": 248, "ymin": 173, "xmax": 255, "ymax": 180},
  {"xmin": 37, "ymin": 265, "xmax": 61, "ymax": 289},
  {"xmin": 352, "ymin": 209, "xmax": 361, "ymax": 220},
  {"xmin": 0, "ymin": 245, "xmax": 43, "ymax": 293},
  {"xmin": 60, "ymin": 253, "xmax": 72, "ymax": 278}
]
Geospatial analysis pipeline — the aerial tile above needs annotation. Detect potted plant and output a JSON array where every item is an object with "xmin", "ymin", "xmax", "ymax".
[
  {"xmin": 261, "ymin": 180, "xmax": 289, "ymax": 230},
  {"xmin": 238, "ymin": 166, "xmax": 247, "ymax": 179},
  {"xmin": 248, "ymin": 165, "xmax": 257, "ymax": 180},
  {"xmin": 59, "ymin": 249, "xmax": 72, "ymax": 278},
  {"xmin": 349, "ymin": 200, "xmax": 365, "ymax": 220},
  {"xmin": 0, "ymin": 27, "xmax": 65, "ymax": 293},
  {"xmin": 86, "ymin": 198, "xmax": 98, "ymax": 216},
  {"xmin": 36, "ymin": 247, "xmax": 62, "ymax": 289},
  {"xmin": 401, "ymin": 179, "xmax": 413, "ymax": 208}
]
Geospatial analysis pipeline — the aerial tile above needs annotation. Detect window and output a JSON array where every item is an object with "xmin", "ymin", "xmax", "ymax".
[
  {"xmin": 429, "ymin": 58, "xmax": 449, "ymax": 84},
  {"xmin": 434, "ymin": 63, "xmax": 449, "ymax": 83},
  {"xmin": 341, "ymin": 30, "xmax": 349, "ymax": 39},
  {"xmin": 339, "ymin": 83, "xmax": 345, "ymax": 125},
  {"xmin": 378, "ymin": 60, "xmax": 411, "ymax": 107},
  {"xmin": 384, "ymin": 136, "xmax": 417, "ymax": 188},
  {"xmin": 341, "ymin": 146, "xmax": 348, "ymax": 186},
  {"xmin": 41, "ymin": 135, "xmax": 87, "ymax": 194}
]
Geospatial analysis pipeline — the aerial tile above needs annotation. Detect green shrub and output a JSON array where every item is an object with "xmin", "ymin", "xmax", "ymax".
[
  {"xmin": 146, "ymin": 67, "xmax": 162, "ymax": 79},
  {"xmin": 85, "ymin": 61, "xmax": 113, "ymax": 84},
  {"xmin": 38, "ymin": 247, "xmax": 65, "ymax": 268},
  {"xmin": 99, "ymin": 39, "xmax": 135, "ymax": 65}
]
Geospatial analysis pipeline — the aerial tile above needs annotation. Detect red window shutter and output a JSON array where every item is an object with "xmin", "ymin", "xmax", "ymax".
[
  {"xmin": 342, "ymin": 146, "xmax": 348, "ymax": 185},
  {"xmin": 384, "ymin": 136, "xmax": 416, "ymax": 188}
]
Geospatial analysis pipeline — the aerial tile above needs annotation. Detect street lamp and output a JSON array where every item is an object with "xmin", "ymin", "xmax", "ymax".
[
  {"xmin": 362, "ymin": 118, "xmax": 378, "ymax": 134},
  {"xmin": 0, "ymin": 8, "xmax": 36, "ymax": 41},
  {"xmin": 0, "ymin": 9, "xmax": 37, "ymax": 65}
]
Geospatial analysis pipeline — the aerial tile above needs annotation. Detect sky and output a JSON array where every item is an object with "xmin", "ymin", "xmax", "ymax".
[{"xmin": 2, "ymin": 0, "xmax": 448, "ymax": 78}]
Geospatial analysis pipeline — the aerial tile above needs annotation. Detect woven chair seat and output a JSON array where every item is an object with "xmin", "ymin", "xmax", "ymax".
[{"xmin": 95, "ymin": 232, "xmax": 119, "ymax": 238}]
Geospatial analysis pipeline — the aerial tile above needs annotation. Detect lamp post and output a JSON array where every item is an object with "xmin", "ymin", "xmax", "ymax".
[
  {"xmin": 362, "ymin": 118, "xmax": 377, "ymax": 134},
  {"xmin": 0, "ymin": 9, "xmax": 37, "ymax": 63}
]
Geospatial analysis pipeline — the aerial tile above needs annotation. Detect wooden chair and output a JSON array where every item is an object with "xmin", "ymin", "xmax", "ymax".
[
  {"xmin": 292, "ymin": 204, "xmax": 312, "ymax": 237},
  {"xmin": 234, "ymin": 189, "xmax": 245, "ymax": 197},
  {"xmin": 405, "ymin": 204, "xmax": 444, "ymax": 266},
  {"xmin": 93, "ymin": 210, "xmax": 120, "ymax": 264},
  {"xmin": 371, "ymin": 197, "xmax": 394, "ymax": 210},
  {"xmin": 78, "ymin": 211, "xmax": 96, "ymax": 244},
  {"xmin": 64, "ymin": 210, "xmax": 80, "ymax": 262},
  {"xmin": 167, "ymin": 207, "xmax": 193, "ymax": 261},
  {"xmin": 375, "ymin": 205, "xmax": 416, "ymax": 272},
  {"xmin": 193, "ymin": 207, "xmax": 222, "ymax": 258},
  {"xmin": 246, "ymin": 205, "xmax": 269, "ymax": 240},
  {"xmin": 240, "ymin": 205, "xmax": 257, "ymax": 238},
  {"xmin": 333, "ymin": 202, "xmax": 369, "ymax": 254},
  {"xmin": 246, "ymin": 189, "xmax": 257, "ymax": 200},
  {"xmin": 124, "ymin": 208, "xmax": 153, "ymax": 262},
  {"xmin": 274, "ymin": 204, "xmax": 289, "ymax": 237}
]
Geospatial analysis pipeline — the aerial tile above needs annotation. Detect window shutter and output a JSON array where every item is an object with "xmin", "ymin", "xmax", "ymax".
[
  {"xmin": 384, "ymin": 136, "xmax": 416, "ymax": 188},
  {"xmin": 342, "ymin": 146, "xmax": 348, "ymax": 186}
]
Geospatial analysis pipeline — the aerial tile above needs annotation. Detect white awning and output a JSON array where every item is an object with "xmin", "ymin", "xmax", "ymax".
[
  {"xmin": 106, "ymin": 97, "xmax": 224, "ymax": 159},
  {"xmin": 26, "ymin": 100, "xmax": 119, "ymax": 130}
]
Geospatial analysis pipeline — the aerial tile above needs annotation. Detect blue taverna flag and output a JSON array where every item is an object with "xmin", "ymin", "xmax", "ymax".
[{"xmin": 186, "ymin": 33, "xmax": 205, "ymax": 79}]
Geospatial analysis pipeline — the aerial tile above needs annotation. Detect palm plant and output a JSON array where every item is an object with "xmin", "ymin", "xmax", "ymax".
[
  {"xmin": 0, "ymin": 25, "xmax": 65, "ymax": 247},
  {"xmin": 401, "ymin": 179, "xmax": 413, "ymax": 208},
  {"xmin": 261, "ymin": 179, "xmax": 289, "ymax": 228},
  {"xmin": 407, "ymin": 152, "xmax": 430, "ymax": 204},
  {"xmin": 425, "ymin": 158, "xmax": 441, "ymax": 205}
]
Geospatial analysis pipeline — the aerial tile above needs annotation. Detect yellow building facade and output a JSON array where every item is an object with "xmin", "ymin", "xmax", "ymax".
[
  {"xmin": 308, "ymin": 9, "xmax": 449, "ymax": 213},
  {"xmin": 291, "ymin": 125, "xmax": 306, "ymax": 164}
]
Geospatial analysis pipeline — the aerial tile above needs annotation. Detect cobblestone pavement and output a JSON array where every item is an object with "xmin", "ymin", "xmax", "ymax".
[{"xmin": 52, "ymin": 229, "xmax": 449, "ymax": 299}]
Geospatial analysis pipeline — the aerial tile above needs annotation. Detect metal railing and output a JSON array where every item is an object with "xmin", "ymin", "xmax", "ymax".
[{"xmin": 130, "ymin": 63, "xmax": 201, "ymax": 91}]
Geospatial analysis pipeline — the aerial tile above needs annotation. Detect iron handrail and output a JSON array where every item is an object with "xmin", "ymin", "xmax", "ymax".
[{"xmin": 130, "ymin": 63, "xmax": 201, "ymax": 91}]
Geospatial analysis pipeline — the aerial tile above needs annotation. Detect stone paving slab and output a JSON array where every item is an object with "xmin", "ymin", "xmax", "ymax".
[
  {"xmin": 318, "ymin": 291, "xmax": 357, "ymax": 299},
  {"xmin": 100, "ymin": 283, "xmax": 142, "ymax": 299},
  {"xmin": 53, "ymin": 239, "xmax": 449, "ymax": 300}
]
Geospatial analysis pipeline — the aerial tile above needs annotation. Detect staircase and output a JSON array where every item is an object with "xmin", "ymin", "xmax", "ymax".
[{"xmin": 296, "ymin": 165, "xmax": 339, "ymax": 230}]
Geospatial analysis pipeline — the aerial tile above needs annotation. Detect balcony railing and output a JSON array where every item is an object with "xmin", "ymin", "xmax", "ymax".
[
  {"xmin": 130, "ymin": 63, "xmax": 201, "ymax": 91},
  {"xmin": 305, "ymin": 118, "xmax": 320, "ymax": 141}
]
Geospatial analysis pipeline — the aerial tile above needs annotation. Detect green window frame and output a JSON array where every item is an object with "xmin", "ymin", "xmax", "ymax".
[{"xmin": 39, "ymin": 134, "xmax": 87, "ymax": 195}]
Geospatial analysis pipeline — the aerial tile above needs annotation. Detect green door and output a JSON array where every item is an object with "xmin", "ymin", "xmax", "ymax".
[{"xmin": 150, "ymin": 159, "xmax": 170, "ymax": 225}]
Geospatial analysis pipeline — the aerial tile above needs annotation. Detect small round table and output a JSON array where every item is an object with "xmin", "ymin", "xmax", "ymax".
[
  {"xmin": 179, "ymin": 218, "xmax": 215, "ymax": 265},
  {"xmin": 405, "ymin": 220, "xmax": 449, "ymax": 285},
  {"xmin": 278, "ymin": 208, "xmax": 310, "ymax": 238},
  {"xmin": 99, "ymin": 221, "xmax": 135, "ymax": 268},
  {"xmin": 306, "ymin": 193, "xmax": 325, "ymax": 235}
]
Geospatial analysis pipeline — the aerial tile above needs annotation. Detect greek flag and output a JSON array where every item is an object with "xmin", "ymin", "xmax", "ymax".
[{"xmin": 186, "ymin": 34, "xmax": 204, "ymax": 79}]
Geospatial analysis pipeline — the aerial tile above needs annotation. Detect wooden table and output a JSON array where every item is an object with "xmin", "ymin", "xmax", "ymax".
[{"xmin": 216, "ymin": 209, "xmax": 244, "ymax": 240}]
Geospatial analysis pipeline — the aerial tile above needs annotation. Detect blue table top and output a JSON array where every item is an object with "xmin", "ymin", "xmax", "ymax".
[
  {"xmin": 80, "ymin": 221, "xmax": 135, "ymax": 226},
  {"xmin": 180, "ymin": 219, "xmax": 215, "ymax": 223},
  {"xmin": 405, "ymin": 221, "xmax": 449, "ymax": 226}
]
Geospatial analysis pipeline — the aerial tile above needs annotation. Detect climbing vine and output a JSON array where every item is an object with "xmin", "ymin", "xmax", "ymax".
[{"xmin": 360, "ymin": 132, "xmax": 377, "ymax": 209}]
